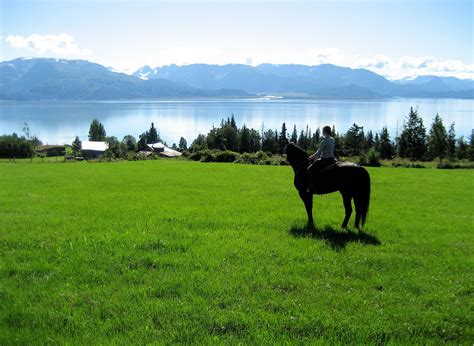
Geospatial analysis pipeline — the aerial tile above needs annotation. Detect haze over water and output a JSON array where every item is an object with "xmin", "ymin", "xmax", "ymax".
[{"xmin": 0, "ymin": 98, "xmax": 472, "ymax": 145}]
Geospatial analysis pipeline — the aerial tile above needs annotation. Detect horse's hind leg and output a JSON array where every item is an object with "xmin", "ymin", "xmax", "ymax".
[
  {"xmin": 353, "ymin": 193, "xmax": 361, "ymax": 230},
  {"xmin": 299, "ymin": 190, "xmax": 314, "ymax": 225},
  {"xmin": 340, "ymin": 190, "xmax": 352, "ymax": 229}
]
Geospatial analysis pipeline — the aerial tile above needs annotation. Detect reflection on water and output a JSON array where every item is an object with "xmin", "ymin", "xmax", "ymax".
[{"xmin": 0, "ymin": 98, "xmax": 472, "ymax": 145}]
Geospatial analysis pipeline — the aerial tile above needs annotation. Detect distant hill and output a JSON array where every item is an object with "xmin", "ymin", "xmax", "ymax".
[
  {"xmin": 0, "ymin": 58, "xmax": 250, "ymax": 100},
  {"xmin": 0, "ymin": 58, "xmax": 472, "ymax": 100},
  {"xmin": 134, "ymin": 63, "xmax": 474, "ymax": 99}
]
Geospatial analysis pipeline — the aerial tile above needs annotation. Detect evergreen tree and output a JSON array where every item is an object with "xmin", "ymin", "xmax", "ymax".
[
  {"xmin": 344, "ymin": 123, "xmax": 365, "ymax": 156},
  {"xmin": 427, "ymin": 114, "xmax": 447, "ymax": 160},
  {"xmin": 88, "ymin": 118, "xmax": 106, "ymax": 141},
  {"xmin": 191, "ymin": 134, "xmax": 207, "ymax": 152},
  {"xmin": 374, "ymin": 132, "xmax": 381, "ymax": 152},
  {"xmin": 122, "ymin": 135, "xmax": 137, "ymax": 152},
  {"xmin": 138, "ymin": 132, "xmax": 148, "ymax": 150},
  {"xmin": 468, "ymin": 135, "xmax": 474, "ymax": 161},
  {"xmin": 239, "ymin": 125, "xmax": 252, "ymax": 153},
  {"xmin": 222, "ymin": 123, "xmax": 239, "ymax": 151},
  {"xmin": 206, "ymin": 126, "xmax": 221, "ymax": 150},
  {"xmin": 290, "ymin": 125, "xmax": 298, "ymax": 143},
  {"xmin": 262, "ymin": 129, "xmax": 278, "ymax": 153},
  {"xmin": 230, "ymin": 114, "xmax": 237, "ymax": 129},
  {"xmin": 249, "ymin": 129, "xmax": 261, "ymax": 152},
  {"xmin": 278, "ymin": 122, "xmax": 289, "ymax": 154},
  {"xmin": 379, "ymin": 127, "xmax": 393, "ymax": 159},
  {"xmin": 311, "ymin": 128, "xmax": 321, "ymax": 150},
  {"xmin": 147, "ymin": 122, "xmax": 159, "ymax": 143},
  {"xmin": 178, "ymin": 137, "xmax": 187, "ymax": 151},
  {"xmin": 456, "ymin": 136, "xmax": 467, "ymax": 160},
  {"xmin": 106, "ymin": 136, "xmax": 119, "ymax": 146},
  {"xmin": 366, "ymin": 130, "xmax": 374, "ymax": 149},
  {"xmin": 297, "ymin": 129, "xmax": 306, "ymax": 148},
  {"xmin": 446, "ymin": 122, "xmax": 456, "ymax": 160},
  {"xmin": 331, "ymin": 125, "xmax": 342, "ymax": 157},
  {"xmin": 72, "ymin": 136, "xmax": 82, "ymax": 156},
  {"xmin": 398, "ymin": 107, "xmax": 426, "ymax": 160}
]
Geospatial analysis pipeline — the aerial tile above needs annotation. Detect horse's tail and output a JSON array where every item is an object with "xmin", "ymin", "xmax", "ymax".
[{"xmin": 357, "ymin": 168, "xmax": 371, "ymax": 227}]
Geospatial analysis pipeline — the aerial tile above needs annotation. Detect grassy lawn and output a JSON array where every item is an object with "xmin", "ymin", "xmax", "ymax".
[{"xmin": 0, "ymin": 160, "xmax": 472, "ymax": 343}]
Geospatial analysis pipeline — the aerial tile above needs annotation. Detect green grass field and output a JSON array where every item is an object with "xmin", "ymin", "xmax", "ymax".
[{"xmin": 0, "ymin": 160, "xmax": 472, "ymax": 343}]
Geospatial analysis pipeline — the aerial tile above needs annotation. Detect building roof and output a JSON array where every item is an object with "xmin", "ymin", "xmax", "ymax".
[
  {"xmin": 147, "ymin": 142, "xmax": 167, "ymax": 150},
  {"xmin": 82, "ymin": 141, "xmax": 108, "ymax": 151},
  {"xmin": 160, "ymin": 147, "xmax": 182, "ymax": 157}
]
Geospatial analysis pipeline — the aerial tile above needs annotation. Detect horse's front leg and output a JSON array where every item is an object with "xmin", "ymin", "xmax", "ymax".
[{"xmin": 299, "ymin": 190, "xmax": 314, "ymax": 225}]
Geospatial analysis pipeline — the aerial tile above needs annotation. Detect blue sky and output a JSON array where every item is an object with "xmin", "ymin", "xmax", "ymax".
[{"xmin": 1, "ymin": 0, "xmax": 473, "ymax": 79}]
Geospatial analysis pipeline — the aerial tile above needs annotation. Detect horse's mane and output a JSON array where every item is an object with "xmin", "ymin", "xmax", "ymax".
[{"xmin": 285, "ymin": 142, "xmax": 309, "ymax": 164}]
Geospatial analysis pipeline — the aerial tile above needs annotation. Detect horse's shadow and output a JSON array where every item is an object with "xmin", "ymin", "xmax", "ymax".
[{"xmin": 290, "ymin": 223, "xmax": 381, "ymax": 251}]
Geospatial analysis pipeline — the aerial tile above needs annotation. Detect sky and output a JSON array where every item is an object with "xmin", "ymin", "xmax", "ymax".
[{"xmin": 1, "ymin": 0, "xmax": 473, "ymax": 79}]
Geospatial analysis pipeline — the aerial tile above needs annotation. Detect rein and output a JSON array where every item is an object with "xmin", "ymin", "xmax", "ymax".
[{"xmin": 291, "ymin": 157, "xmax": 310, "ymax": 175}]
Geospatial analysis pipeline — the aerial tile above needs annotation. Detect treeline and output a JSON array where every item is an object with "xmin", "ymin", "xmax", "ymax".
[
  {"xmin": 187, "ymin": 109, "xmax": 474, "ymax": 162},
  {"xmin": 2, "ymin": 108, "xmax": 473, "ymax": 164}
]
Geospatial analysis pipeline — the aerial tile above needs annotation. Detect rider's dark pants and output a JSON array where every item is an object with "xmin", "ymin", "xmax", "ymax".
[{"xmin": 307, "ymin": 157, "xmax": 336, "ymax": 178}]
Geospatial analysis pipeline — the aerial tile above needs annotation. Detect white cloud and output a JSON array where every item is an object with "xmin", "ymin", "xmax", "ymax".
[
  {"xmin": 5, "ymin": 34, "xmax": 91, "ymax": 56},
  {"xmin": 355, "ymin": 55, "xmax": 474, "ymax": 80}
]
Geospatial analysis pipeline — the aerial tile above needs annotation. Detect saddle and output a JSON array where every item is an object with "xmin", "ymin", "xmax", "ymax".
[{"xmin": 319, "ymin": 160, "xmax": 338, "ymax": 174}]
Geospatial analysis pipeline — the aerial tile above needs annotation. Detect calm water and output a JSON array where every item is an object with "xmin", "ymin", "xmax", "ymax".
[{"xmin": 0, "ymin": 98, "xmax": 472, "ymax": 145}]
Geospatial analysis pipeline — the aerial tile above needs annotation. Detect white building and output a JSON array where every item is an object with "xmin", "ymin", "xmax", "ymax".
[{"xmin": 82, "ymin": 141, "xmax": 108, "ymax": 158}]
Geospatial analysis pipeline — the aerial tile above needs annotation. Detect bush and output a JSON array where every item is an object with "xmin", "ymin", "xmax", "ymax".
[
  {"xmin": 188, "ymin": 150, "xmax": 240, "ymax": 163},
  {"xmin": 390, "ymin": 159, "xmax": 426, "ymax": 168},
  {"xmin": 235, "ymin": 153, "xmax": 260, "ymax": 164},
  {"xmin": 215, "ymin": 151, "xmax": 240, "ymax": 162},
  {"xmin": 436, "ymin": 160, "xmax": 473, "ymax": 169},
  {"xmin": 0, "ymin": 134, "xmax": 34, "ymax": 158},
  {"xmin": 359, "ymin": 149, "xmax": 381, "ymax": 167},
  {"xmin": 187, "ymin": 149, "xmax": 286, "ymax": 165}
]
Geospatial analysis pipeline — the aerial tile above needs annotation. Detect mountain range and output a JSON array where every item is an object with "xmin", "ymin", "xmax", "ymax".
[
  {"xmin": 1, "ymin": 57, "xmax": 473, "ymax": 100},
  {"xmin": 0, "ymin": 58, "xmax": 249, "ymax": 100}
]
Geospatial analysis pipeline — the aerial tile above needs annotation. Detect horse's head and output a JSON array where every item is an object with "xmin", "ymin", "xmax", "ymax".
[{"xmin": 284, "ymin": 142, "xmax": 308, "ymax": 166}]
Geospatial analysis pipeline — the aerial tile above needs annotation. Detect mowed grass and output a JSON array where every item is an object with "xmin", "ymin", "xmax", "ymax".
[{"xmin": 0, "ymin": 160, "xmax": 472, "ymax": 344}]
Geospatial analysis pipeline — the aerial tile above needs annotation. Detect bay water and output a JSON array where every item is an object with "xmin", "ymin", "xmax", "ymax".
[{"xmin": 0, "ymin": 98, "xmax": 472, "ymax": 145}]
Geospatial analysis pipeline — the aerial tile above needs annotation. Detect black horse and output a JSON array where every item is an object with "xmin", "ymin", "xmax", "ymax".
[{"xmin": 285, "ymin": 142, "xmax": 371, "ymax": 230}]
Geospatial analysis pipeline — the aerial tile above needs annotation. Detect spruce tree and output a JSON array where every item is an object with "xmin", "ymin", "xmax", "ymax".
[
  {"xmin": 468, "ymin": 135, "xmax": 474, "ymax": 161},
  {"xmin": 456, "ymin": 136, "xmax": 467, "ymax": 160},
  {"xmin": 239, "ymin": 125, "xmax": 252, "ymax": 153},
  {"xmin": 138, "ymin": 132, "xmax": 148, "ymax": 150},
  {"xmin": 446, "ymin": 122, "xmax": 456, "ymax": 161},
  {"xmin": 344, "ymin": 123, "xmax": 365, "ymax": 156},
  {"xmin": 366, "ymin": 130, "xmax": 374, "ymax": 149},
  {"xmin": 72, "ymin": 136, "xmax": 82, "ymax": 156},
  {"xmin": 398, "ymin": 107, "xmax": 426, "ymax": 160},
  {"xmin": 262, "ymin": 129, "xmax": 278, "ymax": 153},
  {"xmin": 230, "ymin": 114, "xmax": 237, "ymax": 129},
  {"xmin": 290, "ymin": 125, "xmax": 298, "ymax": 143},
  {"xmin": 122, "ymin": 135, "xmax": 137, "ymax": 152},
  {"xmin": 147, "ymin": 122, "xmax": 159, "ymax": 143},
  {"xmin": 297, "ymin": 129, "xmax": 306, "ymax": 148},
  {"xmin": 278, "ymin": 123, "xmax": 289, "ymax": 154},
  {"xmin": 88, "ymin": 119, "xmax": 106, "ymax": 141},
  {"xmin": 374, "ymin": 132, "xmax": 380, "ymax": 152},
  {"xmin": 427, "ymin": 114, "xmax": 447, "ymax": 160},
  {"xmin": 178, "ymin": 137, "xmax": 187, "ymax": 151},
  {"xmin": 379, "ymin": 127, "xmax": 393, "ymax": 159},
  {"xmin": 249, "ymin": 129, "xmax": 261, "ymax": 152}
]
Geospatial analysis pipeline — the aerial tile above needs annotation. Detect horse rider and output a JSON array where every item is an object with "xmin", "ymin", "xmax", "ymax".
[{"xmin": 307, "ymin": 125, "xmax": 336, "ymax": 191}]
